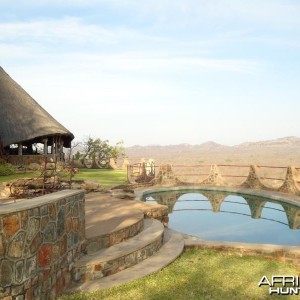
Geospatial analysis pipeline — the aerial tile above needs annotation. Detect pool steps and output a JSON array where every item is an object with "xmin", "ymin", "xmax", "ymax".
[{"xmin": 68, "ymin": 205, "xmax": 184, "ymax": 292}]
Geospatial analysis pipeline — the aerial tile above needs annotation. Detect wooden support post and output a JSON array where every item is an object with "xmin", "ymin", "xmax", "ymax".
[
  {"xmin": 43, "ymin": 138, "xmax": 48, "ymax": 155},
  {"xmin": 58, "ymin": 136, "xmax": 63, "ymax": 161},
  {"xmin": 18, "ymin": 143, "xmax": 22, "ymax": 156},
  {"xmin": 51, "ymin": 136, "xmax": 55, "ymax": 154}
]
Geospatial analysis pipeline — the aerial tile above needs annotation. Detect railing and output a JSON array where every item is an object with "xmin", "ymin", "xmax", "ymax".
[
  {"xmin": 127, "ymin": 161, "xmax": 159, "ymax": 183},
  {"xmin": 127, "ymin": 163, "xmax": 300, "ymax": 196}
]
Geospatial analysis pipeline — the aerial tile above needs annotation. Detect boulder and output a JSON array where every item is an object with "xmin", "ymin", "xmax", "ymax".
[
  {"xmin": 0, "ymin": 184, "xmax": 11, "ymax": 197},
  {"xmin": 111, "ymin": 189, "xmax": 135, "ymax": 199},
  {"xmin": 80, "ymin": 180, "xmax": 100, "ymax": 192},
  {"xmin": 28, "ymin": 163, "xmax": 41, "ymax": 171}
]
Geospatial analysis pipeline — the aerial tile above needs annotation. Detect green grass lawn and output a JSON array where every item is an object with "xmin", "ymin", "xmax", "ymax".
[
  {"xmin": 59, "ymin": 248, "xmax": 298, "ymax": 300},
  {"xmin": 0, "ymin": 171, "xmax": 39, "ymax": 184},
  {"xmin": 73, "ymin": 169, "xmax": 127, "ymax": 188},
  {"xmin": 0, "ymin": 168, "xmax": 127, "ymax": 188}
]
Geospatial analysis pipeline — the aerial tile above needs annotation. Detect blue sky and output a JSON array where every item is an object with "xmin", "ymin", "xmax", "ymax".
[{"xmin": 1, "ymin": 0, "xmax": 299, "ymax": 146}]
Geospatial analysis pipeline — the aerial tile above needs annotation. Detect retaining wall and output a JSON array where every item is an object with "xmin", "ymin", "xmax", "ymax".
[{"xmin": 0, "ymin": 190, "xmax": 85, "ymax": 300}]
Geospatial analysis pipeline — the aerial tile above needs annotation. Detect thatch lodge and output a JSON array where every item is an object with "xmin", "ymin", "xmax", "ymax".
[{"xmin": 0, "ymin": 66, "xmax": 74, "ymax": 165}]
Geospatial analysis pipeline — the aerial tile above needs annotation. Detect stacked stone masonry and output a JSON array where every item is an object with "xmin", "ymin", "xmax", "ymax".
[
  {"xmin": 0, "ymin": 190, "xmax": 85, "ymax": 300},
  {"xmin": 73, "ymin": 235, "xmax": 163, "ymax": 283},
  {"xmin": 84, "ymin": 218, "xmax": 144, "ymax": 254}
]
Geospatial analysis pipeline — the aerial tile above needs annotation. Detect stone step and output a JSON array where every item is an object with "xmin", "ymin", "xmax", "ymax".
[
  {"xmin": 69, "ymin": 228, "xmax": 184, "ymax": 292},
  {"xmin": 72, "ymin": 219, "xmax": 164, "ymax": 283},
  {"xmin": 84, "ymin": 206, "xmax": 144, "ymax": 254}
]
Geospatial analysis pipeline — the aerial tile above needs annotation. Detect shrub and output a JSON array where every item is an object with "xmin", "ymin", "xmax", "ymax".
[{"xmin": 0, "ymin": 161, "xmax": 15, "ymax": 176}]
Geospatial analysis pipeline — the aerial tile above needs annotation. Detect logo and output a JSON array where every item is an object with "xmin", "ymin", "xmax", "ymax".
[{"xmin": 258, "ymin": 275, "xmax": 300, "ymax": 295}]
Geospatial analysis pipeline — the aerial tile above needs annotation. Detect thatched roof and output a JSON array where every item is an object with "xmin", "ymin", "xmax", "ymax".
[{"xmin": 0, "ymin": 67, "xmax": 74, "ymax": 148}]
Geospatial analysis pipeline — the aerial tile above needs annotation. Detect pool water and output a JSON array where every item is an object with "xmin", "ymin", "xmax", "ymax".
[{"xmin": 143, "ymin": 190, "xmax": 300, "ymax": 246}]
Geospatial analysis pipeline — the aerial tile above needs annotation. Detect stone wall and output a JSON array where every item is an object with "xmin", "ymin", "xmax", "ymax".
[
  {"xmin": 0, "ymin": 190, "xmax": 85, "ymax": 300},
  {"xmin": 5, "ymin": 155, "xmax": 45, "ymax": 166},
  {"xmin": 5, "ymin": 154, "xmax": 61, "ymax": 166}
]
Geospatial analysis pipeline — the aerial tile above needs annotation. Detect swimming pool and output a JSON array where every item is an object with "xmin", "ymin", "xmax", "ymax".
[{"xmin": 142, "ymin": 190, "xmax": 300, "ymax": 246}]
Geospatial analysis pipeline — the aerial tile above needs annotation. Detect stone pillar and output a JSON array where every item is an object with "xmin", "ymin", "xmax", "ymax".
[
  {"xmin": 121, "ymin": 158, "xmax": 130, "ymax": 170},
  {"xmin": 244, "ymin": 197, "xmax": 266, "ymax": 219},
  {"xmin": 155, "ymin": 164, "xmax": 177, "ymax": 186},
  {"xmin": 282, "ymin": 204, "xmax": 300, "ymax": 229},
  {"xmin": 241, "ymin": 165, "xmax": 266, "ymax": 189},
  {"xmin": 278, "ymin": 166, "xmax": 300, "ymax": 196},
  {"xmin": 201, "ymin": 165, "xmax": 224, "ymax": 186},
  {"xmin": 201, "ymin": 191, "xmax": 226, "ymax": 212}
]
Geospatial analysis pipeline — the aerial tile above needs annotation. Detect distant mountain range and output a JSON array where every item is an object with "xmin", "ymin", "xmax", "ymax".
[
  {"xmin": 125, "ymin": 136, "xmax": 300, "ymax": 165},
  {"xmin": 126, "ymin": 136, "xmax": 300, "ymax": 153},
  {"xmin": 233, "ymin": 136, "xmax": 300, "ymax": 148}
]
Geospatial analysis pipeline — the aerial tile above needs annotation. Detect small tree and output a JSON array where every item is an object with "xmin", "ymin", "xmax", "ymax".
[{"xmin": 81, "ymin": 137, "xmax": 125, "ymax": 169}]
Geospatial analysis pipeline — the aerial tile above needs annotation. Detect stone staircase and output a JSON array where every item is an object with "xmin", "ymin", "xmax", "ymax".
[{"xmin": 68, "ymin": 198, "xmax": 184, "ymax": 293}]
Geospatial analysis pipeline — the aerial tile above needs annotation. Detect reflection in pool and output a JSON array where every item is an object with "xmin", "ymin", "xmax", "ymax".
[{"xmin": 143, "ymin": 190, "xmax": 300, "ymax": 246}]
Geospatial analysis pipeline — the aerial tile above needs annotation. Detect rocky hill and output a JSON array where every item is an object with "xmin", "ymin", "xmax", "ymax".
[
  {"xmin": 125, "ymin": 136, "xmax": 300, "ymax": 166},
  {"xmin": 234, "ymin": 136, "xmax": 300, "ymax": 148}
]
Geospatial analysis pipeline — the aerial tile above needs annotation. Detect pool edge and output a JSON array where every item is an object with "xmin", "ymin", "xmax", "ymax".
[{"xmin": 134, "ymin": 185, "xmax": 300, "ymax": 261}]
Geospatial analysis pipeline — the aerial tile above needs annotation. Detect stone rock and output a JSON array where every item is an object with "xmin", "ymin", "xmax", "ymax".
[
  {"xmin": 3, "ymin": 214, "xmax": 20, "ymax": 237},
  {"xmin": 52, "ymin": 243, "xmax": 60, "ymax": 260},
  {"xmin": 38, "ymin": 244, "xmax": 52, "ymax": 267},
  {"xmin": 20, "ymin": 211, "xmax": 28, "ymax": 230},
  {"xmin": 0, "ymin": 260, "xmax": 13, "ymax": 287},
  {"xmin": 55, "ymin": 274, "xmax": 64, "ymax": 296},
  {"xmin": 0, "ymin": 184, "xmax": 11, "ymax": 197},
  {"xmin": 25, "ymin": 288, "xmax": 33, "ymax": 300},
  {"xmin": 60, "ymin": 235, "xmax": 67, "ymax": 256},
  {"xmin": 72, "ymin": 203, "xmax": 79, "ymax": 217},
  {"xmin": 26, "ymin": 255, "xmax": 36, "ymax": 277},
  {"xmin": 30, "ymin": 233, "xmax": 42, "ymax": 254},
  {"xmin": 72, "ymin": 218, "xmax": 79, "ymax": 232},
  {"xmin": 8, "ymin": 231, "xmax": 25, "ymax": 258},
  {"xmin": 44, "ymin": 222, "xmax": 56, "ymax": 243},
  {"xmin": 40, "ymin": 205, "xmax": 48, "ymax": 216},
  {"xmin": 121, "ymin": 158, "xmax": 130, "ymax": 170},
  {"xmin": 11, "ymin": 284, "xmax": 23, "ymax": 296},
  {"xmin": 28, "ymin": 163, "xmax": 41, "ymax": 171},
  {"xmin": 0, "ymin": 235, "xmax": 4, "ymax": 256},
  {"xmin": 80, "ymin": 181, "xmax": 100, "ymax": 192},
  {"xmin": 57, "ymin": 208, "xmax": 66, "ymax": 238},
  {"xmin": 70, "ymin": 182, "xmax": 81, "ymax": 190},
  {"xmin": 66, "ymin": 215, "xmax": 72, "ymax": 233},
  {"xmin": 111, "ymin": 189, "xmax": 135, "ymax": 199},
  {"xmin": 26, "ymin": 218, "xmax": 40, "ymax": 242},
  {"xmin": 48, "ymin": 203, "xmax": 56, "ymax": 220},
  {"xmin": 15, "ymin": 260, "xmax": 24, "ymax": 283},
  {"xmin": 42, "ymin": 277, "xmax": 52, "ymax": 292}
]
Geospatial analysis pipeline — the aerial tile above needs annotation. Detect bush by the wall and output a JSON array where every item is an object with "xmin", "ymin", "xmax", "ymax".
[{"xmin": 0, "ymin": 160, "xmax": 15, "ymax": 175}]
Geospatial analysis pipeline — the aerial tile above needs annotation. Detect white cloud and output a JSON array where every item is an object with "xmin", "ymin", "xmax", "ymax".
[
  {"xmin": 0, "ymin": 17, "xmax": 145, "ymax": 45},
  {"xmin": 83, "ymin": 0, "xmax": 300, "ymax": 28}
]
